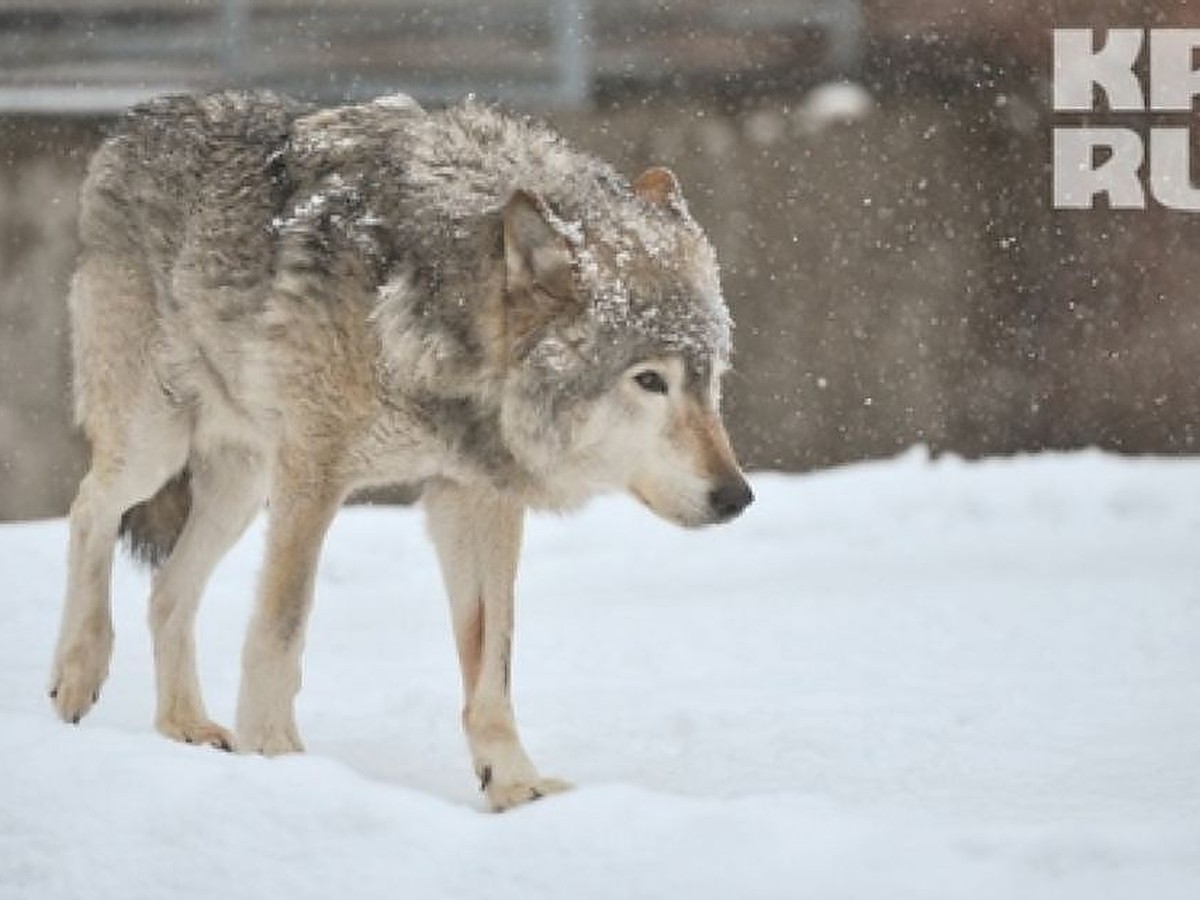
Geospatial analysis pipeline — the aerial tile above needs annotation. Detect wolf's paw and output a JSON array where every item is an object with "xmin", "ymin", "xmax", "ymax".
[
  {"xmin": 157, "ymin": 717, "xmax": 236, "ymax": 752},
  {"xmin": 237, "ymin": 721, "xmax": 305, "ymax": 756},
  {"xmin": 483, "ymin": 773, "xmax": 573, "ymax": 812},
  {"xmin": 48, "ymin": 640, "xmax": 112, "ymax": 725}
]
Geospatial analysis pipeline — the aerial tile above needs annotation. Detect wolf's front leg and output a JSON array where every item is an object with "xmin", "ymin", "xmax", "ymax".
[
  {"xmin": 236, "ymin": 470, "xmax": 342, "ymax": 756},
  {"xmin": 425, "ymin": 482, "xmax": 571, "ymax": 811}
]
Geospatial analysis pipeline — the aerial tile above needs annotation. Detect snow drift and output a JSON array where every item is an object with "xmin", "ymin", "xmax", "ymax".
[{"xmin": 2, "ymin": 449, "xmax": 1198, "ymax": 898}]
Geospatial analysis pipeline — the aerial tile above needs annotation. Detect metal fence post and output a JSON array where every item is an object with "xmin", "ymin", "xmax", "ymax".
[
  {"xmin": 554, "ymin": 0, "xmax": 591, "ymax": 109},
  {"xmin": 220, "ymin": 0, "xmax": 251, "ymax": 82}
]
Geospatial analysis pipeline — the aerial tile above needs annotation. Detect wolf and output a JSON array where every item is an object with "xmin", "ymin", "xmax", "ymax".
[{"xmin": 48, "ymin": 91, "xmax": 752, "ymax": 810}]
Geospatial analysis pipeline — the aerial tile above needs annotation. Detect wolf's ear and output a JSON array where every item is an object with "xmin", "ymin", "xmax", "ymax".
[
  {"xmin": 633, "ymin": 167, "xmax": 684, "ymax": 212},
  {"xmin": 500, "ymin": 190, "xmax": 580, "ymax": 357},
  {"xmin": 503, "ymin": 190, "xmax": 576, "ymax": 300}
]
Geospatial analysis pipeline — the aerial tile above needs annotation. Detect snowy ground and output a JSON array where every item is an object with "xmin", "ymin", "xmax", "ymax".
[{"xmin": 2, "ymin": 449, "xmax": 1198, "ymax": 899}]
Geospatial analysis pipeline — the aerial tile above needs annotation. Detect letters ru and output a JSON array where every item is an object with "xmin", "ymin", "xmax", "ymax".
[{"xmin": 1053, "ymin": 28, "xmax": 1200, "ymax": 211}]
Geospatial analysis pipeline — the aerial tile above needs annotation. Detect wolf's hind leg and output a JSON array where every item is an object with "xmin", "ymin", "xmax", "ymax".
[
  {"xmin": 50, "ymin": 415, "xmax": 188, "ymax": 724},
  {"xmin": 425, "ymin": 482, "xmax": 571, "ymax": 812},
  {"xmin": 150, "ymin": 446, "xmax": 266, "ymax": 750}
]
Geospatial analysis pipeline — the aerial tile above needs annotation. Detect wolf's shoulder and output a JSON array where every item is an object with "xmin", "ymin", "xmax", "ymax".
[{"xmin": 399, "ymin": 101, "xmax": 631, "ymax": 223}]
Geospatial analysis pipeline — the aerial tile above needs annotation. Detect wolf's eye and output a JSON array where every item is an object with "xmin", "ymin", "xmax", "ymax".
[{"xmin": 633, "ymin": 370, "xmax": 668, "ymax": 395}]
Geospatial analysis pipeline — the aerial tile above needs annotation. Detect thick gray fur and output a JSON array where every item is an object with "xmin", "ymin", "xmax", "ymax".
[
  {"xmin": 52, "ymin": 91, "xmax": 749, "ymax": 803},
  {"xmin": 92, "ymin": 91, "xmax": 733, "ymax": 559}
]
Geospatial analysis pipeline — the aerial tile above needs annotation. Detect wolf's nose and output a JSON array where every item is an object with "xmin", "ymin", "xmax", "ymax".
[{"xmin": 709, "ymin": 478, "xmax": 754, "ymax": 522}]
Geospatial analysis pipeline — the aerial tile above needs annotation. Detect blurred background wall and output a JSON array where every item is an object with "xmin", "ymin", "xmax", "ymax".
[{"xmin": 1, "ymin": 0, "xmax": 1198, "ymax": 519}]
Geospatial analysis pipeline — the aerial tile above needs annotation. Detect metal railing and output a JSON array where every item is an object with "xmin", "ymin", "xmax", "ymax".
[{"xmin": 0, "ymin": 0, "xmax": 862, "ymax": 113}]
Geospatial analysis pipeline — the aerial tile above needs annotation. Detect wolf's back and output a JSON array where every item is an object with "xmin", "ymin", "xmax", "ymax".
[{"xmin": 79, "ymin": 91, "xmax": 310, "ymax": 274}]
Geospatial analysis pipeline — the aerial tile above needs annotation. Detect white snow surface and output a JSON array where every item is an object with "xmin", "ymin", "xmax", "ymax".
[{"xmin": 2, "ymin": 449, "xmax": 1198, "ymax": 898}]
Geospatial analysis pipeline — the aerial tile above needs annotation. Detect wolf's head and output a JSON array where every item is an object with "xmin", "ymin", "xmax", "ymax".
[{"xmin": 495, "ymin": 167, "xmax": 753, "ymax": 527}]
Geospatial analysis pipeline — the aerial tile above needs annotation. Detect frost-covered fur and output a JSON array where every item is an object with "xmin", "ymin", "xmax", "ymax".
[{"xmin": 49, "ymin": 91, "xmax": 752, "ymax": 810}]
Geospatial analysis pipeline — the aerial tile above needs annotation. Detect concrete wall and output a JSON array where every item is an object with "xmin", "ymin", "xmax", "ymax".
[
  {"xmin": 3, "ymin": 76, "xmax": 1200, "ymax": 519},
  {"xmin": 0, "ymin": 119, "xmax": 98, "ymax": 519}
]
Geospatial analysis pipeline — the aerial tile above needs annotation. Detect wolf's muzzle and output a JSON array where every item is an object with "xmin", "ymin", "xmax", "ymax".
[{"xmin": 708, "ymin": 477, "xmax": 754, "ymax": 522}]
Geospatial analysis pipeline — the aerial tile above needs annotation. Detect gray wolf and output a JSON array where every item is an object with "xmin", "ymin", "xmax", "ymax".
[{"xmin": 48, "ymin": 91, "xmax": 752, "ymax": 811}]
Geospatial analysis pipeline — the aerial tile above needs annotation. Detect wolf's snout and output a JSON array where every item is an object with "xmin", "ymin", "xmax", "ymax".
[{"xmin": 708, "ymin": 477, "xmax": 753, "ymax": 522}]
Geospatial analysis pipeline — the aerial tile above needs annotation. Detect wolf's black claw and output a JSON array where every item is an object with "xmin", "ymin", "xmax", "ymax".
[{"xmin": 479, "ymin": 765, "xmax": 493, "ymax": 791}]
